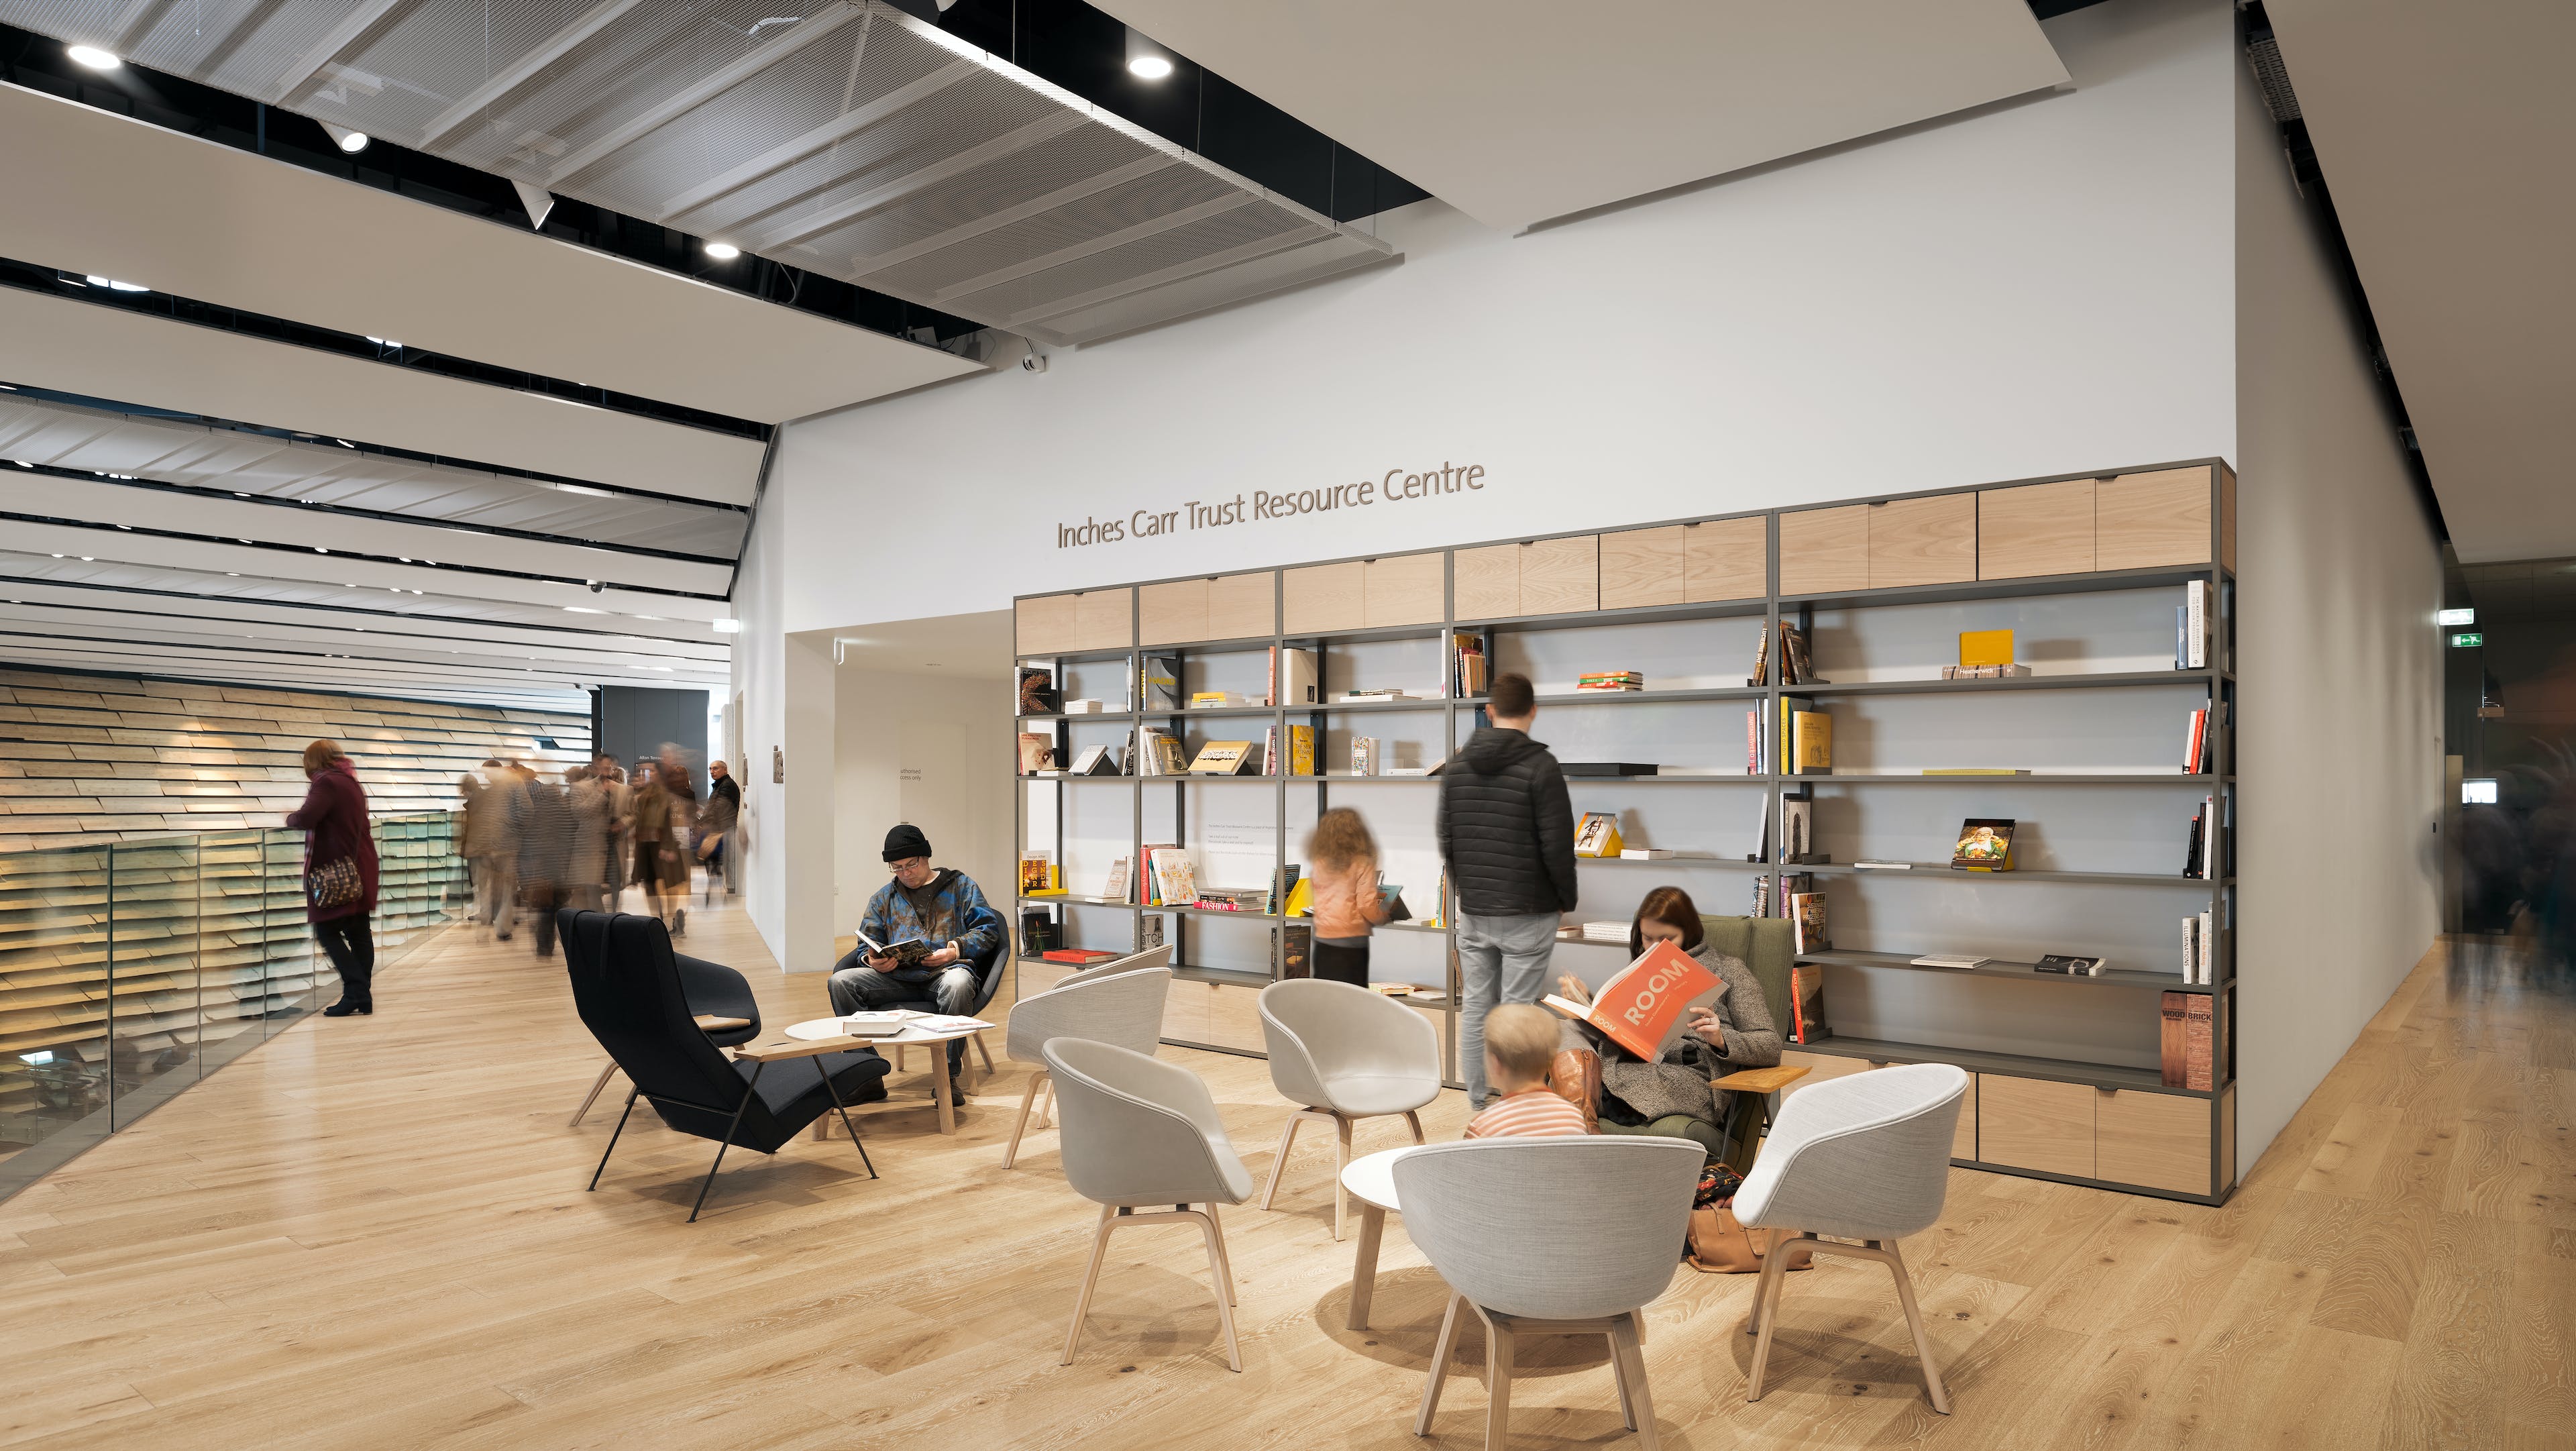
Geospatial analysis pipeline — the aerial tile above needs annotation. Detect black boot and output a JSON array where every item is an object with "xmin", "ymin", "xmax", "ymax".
[{"xmin": 324, "ymin": 998, "xmax": 372, "ymax": 1016}]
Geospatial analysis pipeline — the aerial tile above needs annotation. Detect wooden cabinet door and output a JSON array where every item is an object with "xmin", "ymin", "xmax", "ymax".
[
  {"xmin": 1867, "ymin": 493, "xmax": 1976, "ymax": 588},
  {"xmin": 1137, "ymin": 579, "xmax": 1207, "ymax": 646},
  {"xmin": 1978, "ymin": 479, "xmax": 2095, "ymax": 580},
  {"xmin": 1362, "ymin": 552, "xmax": 1446, "ymax": 627},
  {"xmin": 1070, "ymin": 588, "xmax": 1134, "ymax": 651},
  {"xmin": 1952, "ymin": 1074, "xmax": 1978, "ymax": 1161},
  {"xmin": 1516, "ymin": 535, "xmax": 1599, "ymax": 615},
  {"xmin": 1161, "ymin": 981, "xmax": 1211, "ymax": 1044},
  {"xmin": 2096, "ymin": 1088, "xmax": 2210, "ymax": 1195},
  {"xmin": 1016, "ymin": 593, "xmax": 1077, "ymax": 655},
  {"xmin": 1208, "ymin": 983, "xmax": 1268, "ymax": 1052},
  {"xmin": 1684, "ymin": 516, "xmax": 1768, "ymax": 602},
  {"xmin": 1452, "ymin": 543, "xmax": 1520, "ymax": 620},
  {"xmin": 2096, "ymin": 467, "xmax": 2213, "ymax": 570},
  {"xmin": 1976, "ymin": 1074, "xmax": 2094, "ymax": 1179},
  {"xmin": 1204, "ymin": 571, "xmax": 1277, "ymax": 641},
  {"xmin": 1283, "ymin": 561, "xmax": 1366, "ymax": 635},
  {"xmin": 1778, "ymin": 505, "xmax": 1871, "ymax": 595},
  {"xmin": 1599, "ymin": 526, "xmax": 1686, "ymax": 610}
]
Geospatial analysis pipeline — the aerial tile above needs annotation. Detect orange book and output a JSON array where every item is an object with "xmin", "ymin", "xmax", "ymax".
[{"xmin": 1542, "ymin": 940, "xmax": 1723, "ymax": 1061}]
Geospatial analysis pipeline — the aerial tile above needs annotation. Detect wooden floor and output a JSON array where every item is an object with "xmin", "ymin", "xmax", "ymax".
[{"xmin": 1, "ymin": 905, "xmax": 2567, "ymax": 1450}]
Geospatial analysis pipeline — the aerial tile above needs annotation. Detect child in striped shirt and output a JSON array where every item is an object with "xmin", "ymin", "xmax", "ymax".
[{"xmin": 1464, "ymin": 1004, "xmax": 1592, "ymax": 1138}]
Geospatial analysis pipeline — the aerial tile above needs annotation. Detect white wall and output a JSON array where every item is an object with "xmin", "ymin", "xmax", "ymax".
[
  {"xmin": 2231, "ymin": 56, "xmax": 2445, "ymax": 1165},
  {"xmin": 765, "ymin": 0, "xmax": 2242, "ymax": 635},
  {"xmin": 833, "ymin": 665, "xmax": 1013, "ymax": 945}
]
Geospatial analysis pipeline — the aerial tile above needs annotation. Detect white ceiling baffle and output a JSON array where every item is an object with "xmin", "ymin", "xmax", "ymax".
[{"xmin": 5, "ymin": 0, "xmax": 1397, "ymax": 346}]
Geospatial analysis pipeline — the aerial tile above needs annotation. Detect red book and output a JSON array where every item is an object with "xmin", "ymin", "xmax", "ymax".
[
  {"xmin": 1041, "ymin": 948, "xmax": 1120, "ymax": 965},
  {"xmin": 2184, "ymin": 708, "xmax": 2207, "ymax": 773},
  {"xmin": 1540, "ymin": 940, "xmax": 1723, "ymax": 1061}
]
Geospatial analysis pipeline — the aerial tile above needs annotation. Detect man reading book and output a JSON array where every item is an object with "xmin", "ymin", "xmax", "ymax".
[{"xmin": 826, "ymin": 824, "xmax": 1004, "ymax": 1091}]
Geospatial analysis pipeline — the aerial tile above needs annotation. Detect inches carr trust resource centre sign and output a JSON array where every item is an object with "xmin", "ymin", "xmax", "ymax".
[{"xmin": 1053, "ymin": 461, "xmax": 1489, "ymax": 550}]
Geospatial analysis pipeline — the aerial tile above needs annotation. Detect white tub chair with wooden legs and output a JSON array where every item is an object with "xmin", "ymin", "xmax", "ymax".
[
  {"xmin": 1256, "ymin": 977, "xmax": 1441, "ymax": 1240},
  {"xmin": 1397, "ymin": 1136, "xmax": 1703, "ymax": 1450},
  {"xmin": 999, "ymin": 956, "xmax": 1171, "ymax": 1168},
  {"xmin": 1732, "ymin": 1062, "xmax": 1970, "ymax": 1413},
  {"xmin": 1044, "ymin": 1037, "xmax": 1255, "ymax": 1373}
]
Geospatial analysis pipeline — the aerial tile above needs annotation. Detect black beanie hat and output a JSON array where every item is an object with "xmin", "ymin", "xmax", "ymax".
[{"xmin": 883, "ymin": 823, "xmax": 932, "ymax": 862}]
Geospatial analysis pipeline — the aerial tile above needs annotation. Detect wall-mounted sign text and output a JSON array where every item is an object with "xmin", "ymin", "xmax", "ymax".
[{"xmin": 1057, "ymin": 461, "xmax": 1487, "ymax": 549}]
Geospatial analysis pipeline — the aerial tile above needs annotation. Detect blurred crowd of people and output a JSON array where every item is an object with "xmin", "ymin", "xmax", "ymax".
[
  {"xmin": 457, "ymin": 744, "xmax": 741, "ymax": 955},
  {"xmin": 2456, "ymin": 759, "xmax": 2576, "ymax": 965}
]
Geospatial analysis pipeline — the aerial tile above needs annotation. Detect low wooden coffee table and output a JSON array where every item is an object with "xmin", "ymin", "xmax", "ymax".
[{"xmin": 784, "ymin": 1016, "xmax": 994, "ymax": 1135}]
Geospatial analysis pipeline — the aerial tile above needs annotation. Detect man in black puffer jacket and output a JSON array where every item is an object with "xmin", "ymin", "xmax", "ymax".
[{"xmin": 1437, "ymin": 672, "xmax": 1578, "ymax": 1106}]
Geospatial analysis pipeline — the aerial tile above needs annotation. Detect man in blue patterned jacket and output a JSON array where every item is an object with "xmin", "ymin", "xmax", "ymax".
[{"xmin": 826, "ymin": 824, "xmax": 1004, "ymax": 1091}]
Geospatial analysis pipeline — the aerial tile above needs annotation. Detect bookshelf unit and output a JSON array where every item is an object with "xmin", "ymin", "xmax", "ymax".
[{"xmin": 1013, "ymin": 458, "xmax": 2239, "ymax": 1204}]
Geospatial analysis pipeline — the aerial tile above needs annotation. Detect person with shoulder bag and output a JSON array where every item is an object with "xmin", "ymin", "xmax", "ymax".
[{"xmin": 286, "ymin": 739, "xmax": 380, "ymax": 1017}]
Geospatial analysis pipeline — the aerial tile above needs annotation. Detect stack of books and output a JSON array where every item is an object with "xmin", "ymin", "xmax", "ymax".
[
  {"xmin": 1342, "ymin": 688, "xmax": 1414, "ymax": 702},
  {"xmin": 1941, "ymin": 664, "xmax": 2032, "ymax": 680},
  {"xmin": 1192, "ymin": 888, "xmax": 1270, "ymax": 914},
  {"xmin": 1574, "ymin": 671, "xmax": 1644, "ymax": 692},
  {"xmin": 1191, "ymin": 691, "xmax": 1254, "ymax": 709},
  {"xmin": 1560, "ymin": 920, "xmax": 1629, "ymax": 944}
]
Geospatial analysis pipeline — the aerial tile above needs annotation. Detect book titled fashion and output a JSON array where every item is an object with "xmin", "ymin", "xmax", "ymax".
[
  {"xmin": 1538, "ymin": 940, "xmax": 1724, "ymax": 1061},
  {"xmin": 1951, "ymin": 818, "xmax": 2015, "ymax": 871}
]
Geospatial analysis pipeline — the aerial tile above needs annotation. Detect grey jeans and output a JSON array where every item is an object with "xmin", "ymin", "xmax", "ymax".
[{"xmin": 1455, "ymin": 910, "xmax": 1559, "ymax": 1106}]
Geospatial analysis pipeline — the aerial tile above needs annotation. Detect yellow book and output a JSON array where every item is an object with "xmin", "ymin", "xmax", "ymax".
[
  {"xmin": 1286, "ymin": 723, "xmax": 1317, "ymax": 776},
  {"xmin": 1572, "ymin": 811, "xmax": 1624, "ymax": 858},
  {"xmin": 1283, "ymin": 875, "xmax": 1314, "ymax": 916},
  {"xmin": 1186, "ymin": 739, "xmax": 1256, "ymax": 775},
  {"xmin": 1792, "ymin": 710, "xmax": 1832, "ymax": 773},
  {"xmin": 1959, "ymin": 629, "xmax": 2015, "ymax": 669}
]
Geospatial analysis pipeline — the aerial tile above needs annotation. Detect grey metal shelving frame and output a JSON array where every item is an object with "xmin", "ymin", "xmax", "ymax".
[{"xmin": 1013, "ymin": 457, "xmax": 2238, "ymax": 1202}]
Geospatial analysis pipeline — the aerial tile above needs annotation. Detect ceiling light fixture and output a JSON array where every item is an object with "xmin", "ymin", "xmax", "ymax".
[
  {"xmin": 704, "ymin": 241, "xmax": 741, "ymax": 261},
  {"xmin": 85, "ymin": 275, "xmax": 148, "ymax": 292},
  {"xmin": 66, "ymin": 44, "xmax": 119, "ymax": 70},
  {"xmin": 712, "ymin": 619, "xmax": 742, "ymax": 633},
  {"xmin": 565, "ymin": 606, "xmax": 606, "ymax": 614},
  {"xmin": 321, "ymin": 123, "xmax": 369, "ymax": 154},
  {"xmin": 1125, "ymin": 28, "xmax": 1177, "ymax": 80}
]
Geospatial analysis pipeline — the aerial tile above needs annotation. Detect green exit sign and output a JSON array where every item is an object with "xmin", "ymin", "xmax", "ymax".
[{"xmin": 2451, "ymin": 632, "xmax": 2484, "ymax": 648}]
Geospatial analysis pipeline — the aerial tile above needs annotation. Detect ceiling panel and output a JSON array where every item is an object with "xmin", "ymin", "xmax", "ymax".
[
  {"xmin": 0, "ymin": 392, "xmax": 747, "ymax": 557},
  {"xmin": 0, "ymin": 284, "xmax": 766, "ymax": 504},
  {"xmin": 2263, "ymin": 0, "xmax": 2576, "ymax": 564},
  {"xmin": 0, "ymin": 0, "xmax": 1399, "ymax": 348},
  {"xmin": 0, "ymin": 78, "xmax": 983, "ymax": 423},
  {"xmin": 1091, "ymin": 0, "xmax": 2072, "ymax": 231}
]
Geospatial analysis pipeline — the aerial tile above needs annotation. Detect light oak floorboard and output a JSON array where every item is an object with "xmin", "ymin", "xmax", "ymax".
[{"xmin": 0, "ymin": 927, "xmax": 2566, "ymax": 1448}]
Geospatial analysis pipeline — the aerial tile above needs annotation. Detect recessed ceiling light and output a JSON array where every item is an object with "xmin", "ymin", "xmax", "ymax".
[
  {"xmin": 113, "ymin": 523, "xmax": 131, "ymax": 529},
  {"xmin": 712, "ymin": 619, "xmax": 742, "ymax": 633},
  {"xmin": 66, "ymin": 44, "xmax": 119, "ymax": 70},
  {"xmin": 321, "ymin": 122, "xmax": 369, "ymax": 154},
  {"xmin": 78, "ymin": 555, "xmax": 93, "ymax": 561},
  {"xmin": 315, "ymin": 546, "xmax": 329, "ymax": 553},
  {"xmin": 85, "ymin": 275, "xmax": 148, "ymax": 292},
  {"xmin": 334, "ymin": 439, "xmax": 356, "ymax": 449},
  {"xmin": 12, "ymin": 461, "xmax": 29, "ymax": 468},
  {"xmin": 49, "ymin": 553, "xmax": 62, "ymax": 559},
  {"xmin": 566, "ymin": 606, "xmax": 606, "ymax": 614},
  {"xmin": 704, "ymin": 241, "xmax": 741, "ymax": 260},
  {"xmin": 1128, "ymin": 55, "xmax": 1173, "ymax": 79}
]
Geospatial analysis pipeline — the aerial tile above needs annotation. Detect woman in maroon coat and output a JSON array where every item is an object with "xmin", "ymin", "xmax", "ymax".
[{"xmin": 286, "ymin": 739, "xmax": 381, "ymax": 1016}]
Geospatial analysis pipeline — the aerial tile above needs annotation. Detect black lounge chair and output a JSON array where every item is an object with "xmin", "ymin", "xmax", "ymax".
[{"xmin": 568, "ymin": 911, "xmax": 890, "ymax": 1220}]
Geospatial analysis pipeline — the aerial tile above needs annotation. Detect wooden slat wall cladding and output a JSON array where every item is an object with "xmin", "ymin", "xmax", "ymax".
[{"xmin": 0, "ymin": 667, "xmax": 592, "ymax": 855}]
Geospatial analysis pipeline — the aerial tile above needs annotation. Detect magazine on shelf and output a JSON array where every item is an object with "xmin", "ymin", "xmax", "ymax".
[{"xmin": 1951, "ymin": 818, "xmax": 2015, "ymax": 871}]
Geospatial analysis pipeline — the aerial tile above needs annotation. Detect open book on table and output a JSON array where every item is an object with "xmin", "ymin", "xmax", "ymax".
[{"xmin": 1541, "ymin": 939, "xmax": 1725, "ymax": 1061}]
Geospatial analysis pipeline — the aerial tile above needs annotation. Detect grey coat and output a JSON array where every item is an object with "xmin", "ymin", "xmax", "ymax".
[{"xmin": 1564, "ymin": 942, "xmax": 1784, "ymax": 1124}]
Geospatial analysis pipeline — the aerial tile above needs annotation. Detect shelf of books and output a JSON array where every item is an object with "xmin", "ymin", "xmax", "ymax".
[{"xmin": 1014, "ymin": 460, "xmax": 2239, "ymax": 1201}]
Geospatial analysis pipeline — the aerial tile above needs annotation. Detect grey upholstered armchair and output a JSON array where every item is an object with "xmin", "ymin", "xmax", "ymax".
[{"xmin": 1256, "ymin": 977, "xmax": 1440, "ymax": 1239}]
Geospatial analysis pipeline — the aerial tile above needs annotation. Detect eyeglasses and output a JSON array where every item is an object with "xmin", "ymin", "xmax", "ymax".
[{"xmin": 888, "ymin": 857, "xmax": 928, "ymax": 872}]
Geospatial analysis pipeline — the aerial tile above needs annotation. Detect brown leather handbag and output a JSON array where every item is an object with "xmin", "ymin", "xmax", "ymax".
[
  {"xmin": 1548, "ymin": 1047, "xmax": 1601, "ymax": 1132},
  {"xmin": 1686, "ymin": 1210, "xmax": 1816, "ymax": 1274}
]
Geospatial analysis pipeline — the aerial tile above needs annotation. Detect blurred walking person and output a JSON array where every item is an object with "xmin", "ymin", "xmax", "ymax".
[
  {"xmin": 1305, "ymin": 806, "xmax": 1391, "ymax": 987},
  {"xmin": 592, "ymin": 753, "xmax": 630, "ymax": 909},
  {"xmin": 631, "ymin": 746, "xmax": 695, "ymax": 935},
  {"xmin": 697, "ymin": 758, "xmax": 741, "ymax": 903},
  {"xmin": 463, "ymin": 758, "xmax": 527, "ymax": 940},
  {"xmin": 288, "ymin": 740, "xmax": 380, "ymax": 1017},
  {"xmin": 518, "ymin": 767, "xmax": 576, "ymax": 959},
  {"xmin": 564, "ymin": 764, "xmax": 612, "ymax": 918}
]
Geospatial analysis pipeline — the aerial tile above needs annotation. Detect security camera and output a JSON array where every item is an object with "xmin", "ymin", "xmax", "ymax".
[
  {"xmin": 1020, "ymin": 351, "xmax": 1048, "ymax": 374},
  {"xmin": 588, "ymin": 580, "xmax": 604, "ymax": 593}
]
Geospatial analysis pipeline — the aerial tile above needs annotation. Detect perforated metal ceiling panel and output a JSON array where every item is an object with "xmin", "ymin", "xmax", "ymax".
[
  {"xmin": 0, "ymin": 393, "xmax": 747, "ymax": 560},
  {"xmin": 5, "ymin": 0, "xmax": 1397, "ymax": 345}
]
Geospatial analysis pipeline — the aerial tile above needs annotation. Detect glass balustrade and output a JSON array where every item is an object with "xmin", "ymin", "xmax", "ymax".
[{"xmin": 0, "ymin": 812, "xmax": 466, "ymax": 1201}]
